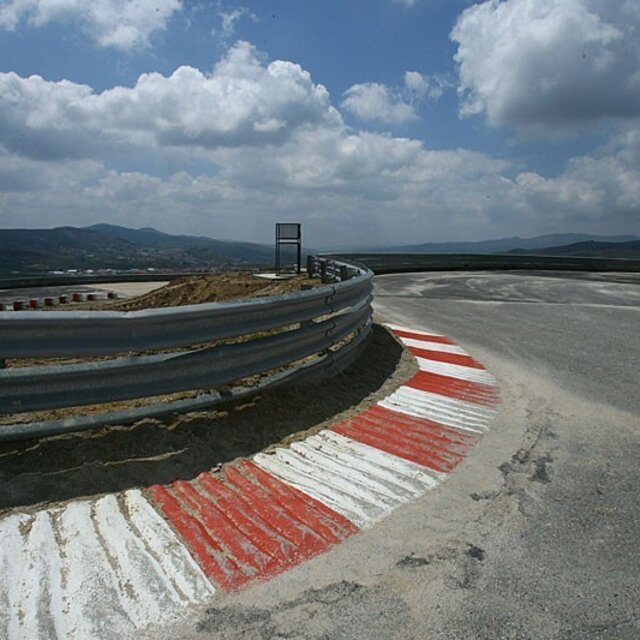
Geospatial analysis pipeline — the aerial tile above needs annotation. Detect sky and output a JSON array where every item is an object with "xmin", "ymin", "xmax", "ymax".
[{"xmin": 0, "ymin": 0, "xmax": 639, "ymax": 248}]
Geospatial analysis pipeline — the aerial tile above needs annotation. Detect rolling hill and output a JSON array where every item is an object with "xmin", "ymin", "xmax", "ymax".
[
  {"xmin": 509, "ymin": 239, "xmax": 640, "ymax": 259},
  {"xmin": 346, "ymin": 234, "xmax": 640, "ymax": 254},
  {"xmin": 0, "ymin": 225, "xmax": 275, "ymax": 274}
]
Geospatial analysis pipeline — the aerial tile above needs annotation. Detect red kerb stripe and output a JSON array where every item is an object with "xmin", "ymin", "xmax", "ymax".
[
  {"xmin": 332, "ymin": 406, "xmax": 478, "ymax": 472},
  {"xmin": 391, "ymin": 329, "xmax": 455, "ymax": 344},
  {"xmin": 405, "ymin": 371, "xmax": 498, "ymax": 406},
  {"xmin": 408, "ymin": 346, "xmax": 484, "ymax": 369},
  {"xmin": 149, "ymin": 461, "xmax": 358, "ymax": 592}
]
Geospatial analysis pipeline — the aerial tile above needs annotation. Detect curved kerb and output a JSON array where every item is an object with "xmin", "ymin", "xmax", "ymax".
[{"xmin": 0, "ymin": 324, "xmax": 499, "ymax": 638}]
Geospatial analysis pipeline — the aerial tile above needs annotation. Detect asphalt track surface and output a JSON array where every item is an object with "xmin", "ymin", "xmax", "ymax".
[
  {"xmin": 2, "ymin": 271, "xmax": 638, "ymax": 639},
  {"xmin": 145, "ymin": 270, "xmax": 639, "ymax": 640}
]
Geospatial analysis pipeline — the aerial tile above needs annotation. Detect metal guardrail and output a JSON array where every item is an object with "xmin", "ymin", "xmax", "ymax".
[
  {"xmin": 326, "ymin": 252, "xmax": 640, "ymax": 274},
  {"xmin": 0, "ymin": 257, "xmax": 373, "ymax": 442}
]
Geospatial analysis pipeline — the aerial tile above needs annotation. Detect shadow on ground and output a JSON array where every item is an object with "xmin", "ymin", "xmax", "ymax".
[{"xmin": 0, "ymin": 325, "xmax": 409, "ymax": 511}]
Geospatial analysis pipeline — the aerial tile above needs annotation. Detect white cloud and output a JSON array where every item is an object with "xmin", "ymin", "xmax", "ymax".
[
  {"xmin": 404, "ymin": 70, "xmax": 451, "ymax": 100},
  {"xmin": 341, "ymin": 71, "xmax": 449, "ymax": 125},
  {"xmin": 517, "ymin": 126, "xmax": 640, "ymax": 220},
  {"xmin": 404, "ymin": 71, "xmax": 427, "ymax": 96},
  {"xmin": 0, "ymin": 39, "xmax": 638, "ymax": 245},
  {"xmin": 4, "ymin": 115, "xmax": 638, "ymax": 246},
  {"xmin": 0, "ymin": 0, "xmax": 182, "ymax": 49},
  {"xmin": 451, "ymin": 0, "xmax": 640, "ymax": 130},
  {"xmin": 216, "ymin": 5, "xmax": 256, "ymax": 40},
  {"xmin": 392, "ymin": 0, "xmax": 421, "ymax": 7},
  {"xmin": 341, "ymin": 82, "xmax": 417, "ymax": 125},
  {"xmin": 0, "ymin": 41, "xmax": 340, "ymax": 159}
]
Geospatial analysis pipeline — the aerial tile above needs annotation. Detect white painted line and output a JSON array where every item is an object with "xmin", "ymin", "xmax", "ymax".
[
  {"xmin": 35, "ymin": 500, "xmax": 133, "ymax": 640},
  {"xmin": 398, "ymin": 336, "xmax": 467, "ymax": 354},
  {"xmin": 255, "ymin": 431, "xmax": 442, "ymax": 529},
  {"xmin": 288, "ymin": 442, "xmax": 413, "ymax": 507},
  {"xmin": 313, "ymin": 430, "xmax": 443, "ymax": 488},
  {"xmin": 94, "ymin": 494, "xmax": 206, "ymax": 623},
  {"xmin": 124, "ymin": 490, "xmax": 215, "ymax": 604},
  {"xmin": 379, "ymin": 387, "xmax": 494, "ymax": 434},
  {"xmin": 415, "ymin": 356, "xmax": 495, "ymax": 385},
  {"xmin": 395, "ymin": 387, "xmax": 495, "ymax": 422},
  {"xmin": 384, "ymin": 323, "xmax": 445, "ymax": 337},
  {"xmin": 25, "ymin": 510, "xmax": 74, "ymax": 640},
  {"xmin": 0, "ymin": 491, "xmax": 215, "ymax": 640},
  {"xmin": 255, "ymin": 449, "xmax": 382, "ymax": 527}
]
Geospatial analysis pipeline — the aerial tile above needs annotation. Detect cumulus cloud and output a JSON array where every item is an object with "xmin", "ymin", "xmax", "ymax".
[
  {"xmin": 0, "ymin": 0, "xmax": 182, "ymax": 49},
  {"xmin": 0, "ymin": 39, "xmax": 638, "ymax": 245},
  {"xmin": 0, "ymin": 41, "xmax": 340, "ymax": 160},
  {"xmin": 517, "ymin": 126, "xmax": 640, "ymax": 220},
  {"xmin": 451, "ymin": 0, "xmax": 640, "ymax": 130},
  {"xmin": 5, "ymin": 109, "xmax": 638, "ymax": 246},
  {"xmin": 341, "ymin": 71, "xmax": 448, "ymax": 125},
  {"xmin": 404, "ymin": 70, "xmax": 451, "ymax": 100},
  {"xmin": 341, "ymin": 83, "xmax": 417, "ymax": 125}
]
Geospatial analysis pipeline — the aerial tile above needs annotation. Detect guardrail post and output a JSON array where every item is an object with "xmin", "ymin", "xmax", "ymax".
[
  {"xmin": 320, "ymin": 259, "xmax": 328, "ymax": 283},
  {"xmin": 306, "ymin": 255, "xmax": 315, "ymax": 278},
  {"xmin": 339, "ymin": 265, "xmax": 349, "ymax": 281}
]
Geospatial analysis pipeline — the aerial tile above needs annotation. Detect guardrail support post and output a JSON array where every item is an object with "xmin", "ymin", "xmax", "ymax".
[
  {"xmin": 306, "ymin": 255, "xmax": 315, "ymax": 278},
  {"xmin": 320, "ymin": 259, "xmax": 328, "ymax": 283},
  {"xmin": 339, "ymin": 265, "xmax": 349, "ymax": 281}
]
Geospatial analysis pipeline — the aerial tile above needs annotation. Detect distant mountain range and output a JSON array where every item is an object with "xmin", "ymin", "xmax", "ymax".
[
  {"xmin": 508, "ymin": 239, "xmax": 640, "ymax": 259},
  {"xmin": 1, "ymin": 226, "xmax": 638, "ymax": 274},
  {"xmin": 346, "ymin": 233, "xmax": 640, "ymax": 254},
  {"xmin": 0, "ymin": 224, "xmax": 276, "ymax": 274}
]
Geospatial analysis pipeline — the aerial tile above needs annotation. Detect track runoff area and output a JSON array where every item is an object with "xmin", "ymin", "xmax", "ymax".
[{"xmin": 0, "ymin": 324, "xmax": 499, "ymax": 639}]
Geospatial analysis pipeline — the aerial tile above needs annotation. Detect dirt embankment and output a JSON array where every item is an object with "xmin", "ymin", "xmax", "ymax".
[
  {"xmin": 0, "ymin": 324, "xmax": 416, "ymax": 512},
  {"xmin": 0, "ymin": 272, "xmax": 418, "ymax": 516},
  {"xmin": 84, "ymin": 272, "xmax": 320, "ymax": 311}
]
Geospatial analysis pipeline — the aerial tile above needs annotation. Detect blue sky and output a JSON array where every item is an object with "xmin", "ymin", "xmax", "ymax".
[{"xmin": 0, "ymin": 0, "xmax": 639, "ymax": 247}]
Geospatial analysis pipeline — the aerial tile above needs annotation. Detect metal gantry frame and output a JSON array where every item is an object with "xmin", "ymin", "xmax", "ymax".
[{"xmin": 275, "ymin": 223, "xmax": 302, "ymax": 275}]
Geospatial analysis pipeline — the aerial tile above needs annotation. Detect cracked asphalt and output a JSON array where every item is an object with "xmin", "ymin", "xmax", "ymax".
[{"xmin": 145, "ymin": 270, "xmax": 639, "ymax": 640}]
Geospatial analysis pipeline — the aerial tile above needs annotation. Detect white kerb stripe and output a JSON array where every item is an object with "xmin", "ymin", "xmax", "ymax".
[
  {"xmin": 0, "ymin": 492, "xmax": 215, "ymax": 640},
  {"xmin": 254, "ymin": 432, "xmax": 443, "ymax": 529},
  {"xmin": 398, "ymin": 336, "xmax": 467, "ymax": 355},
  {"xmin": 255, "ymin": 449, "xmax": 382, "ymax": 527},
  {"xmin": 379, "ymin": 386, "xmax": 494, "ymax": 434},
  {"xmin": 384, "ymin": 323, "xmax": 444, "ymax": 337},
  {"xmin": 124, "ymin": 490, "xmax": 215, "ymax": 603},
  {"xmin": 416, "ymin": 356, "xmax": 495, "ymax": 385},
  {"xmin": 314, "ymin": 430, "xmax": 444, "ymax": 487},
  {"xmin": 395, "ymin": 386, "xmax": 495, "ymax": 421}
]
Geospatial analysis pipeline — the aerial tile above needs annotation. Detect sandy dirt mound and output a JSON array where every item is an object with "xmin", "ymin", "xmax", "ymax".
[{"xmin": 108, "ymin": 272, "xmax": 319, "ymax": 311}]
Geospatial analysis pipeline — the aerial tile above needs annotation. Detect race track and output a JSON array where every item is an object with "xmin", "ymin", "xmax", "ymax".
[{"xmin": 147, "ymin": 270, "xmax": 639, "ymax": 640}]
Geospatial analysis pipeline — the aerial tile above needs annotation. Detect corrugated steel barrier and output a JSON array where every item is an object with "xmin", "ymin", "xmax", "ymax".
[
  {"xmin": 0, "ymin": 257, "xmax": 373, "ymax": 442},
  {"xmin": 325, "ymin": 252, "xmax": 640, "ymax": 274}
]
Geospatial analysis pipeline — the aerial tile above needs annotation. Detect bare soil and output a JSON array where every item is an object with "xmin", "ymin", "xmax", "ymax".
[
  {"xmin": 0, "ymin": 324, "xmax": 417, "ymax": 513},
  {"xmin": 4, "ymin": 272, "xmax": 320, "ymax": 371},
  {"xmin": 0, "ymin": 273, "xmax": 416, "ymax": 514},
  {"xmin": 79, "ymin": 272, "xmax": 320, "ymax": 311}
]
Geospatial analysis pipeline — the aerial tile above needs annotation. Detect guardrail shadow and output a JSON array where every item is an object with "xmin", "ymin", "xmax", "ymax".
[{"xmin": 0, "ymin": 325, "xmax": 404, "ymax": 511}]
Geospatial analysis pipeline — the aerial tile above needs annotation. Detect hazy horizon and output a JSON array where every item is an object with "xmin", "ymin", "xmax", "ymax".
[{"xmin": 2, "ymin": 222, "xmax": 639, "ymax": 253}]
